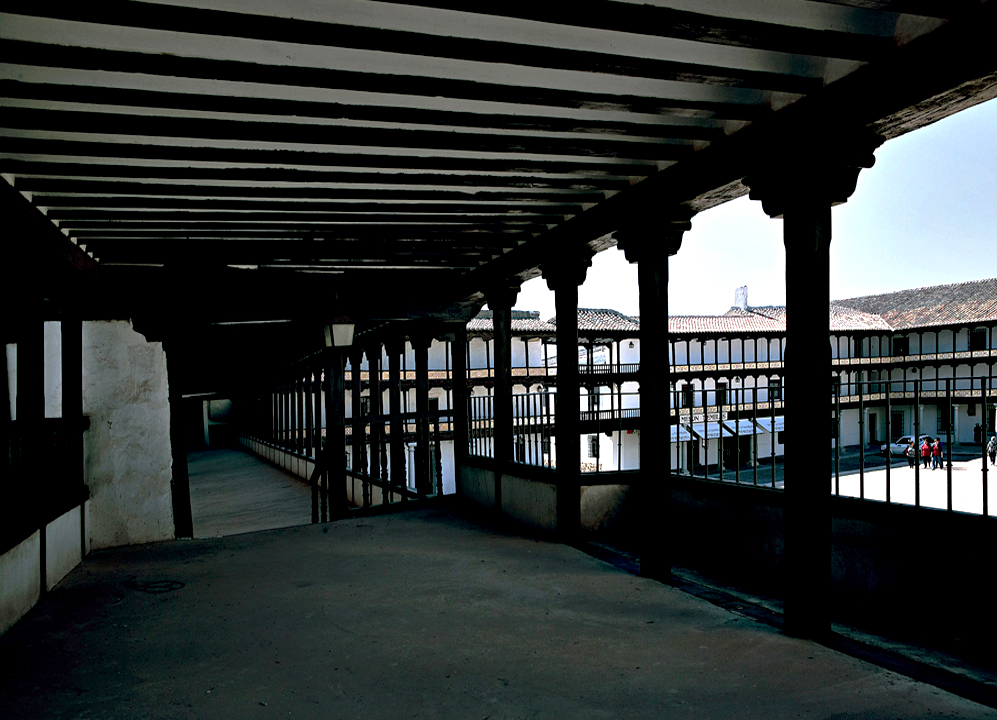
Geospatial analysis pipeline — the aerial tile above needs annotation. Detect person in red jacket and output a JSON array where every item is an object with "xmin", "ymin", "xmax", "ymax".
[
  {"xmin": 920, "ymin": 439, "xmax": 930, "ymax": 469},
  {"xmin": 931, "ymin": 438, "xmax": 942, "ymax": 470}
]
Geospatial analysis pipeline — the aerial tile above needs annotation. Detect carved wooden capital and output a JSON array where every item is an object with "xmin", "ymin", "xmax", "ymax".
[
  {"xmin": 485, "ymin": 283, "xmax": 521, "ymax": 311},
  {"xmin": 743, "ymin": 130, "xmax": 884, "ymax": 219},
  {"xmin": 616, "ymin": 209, "xmax": 695, "ymax": 265},
  {"xmin": 541, "ymin": 248, "xmax": 594, "ymax": 291}
]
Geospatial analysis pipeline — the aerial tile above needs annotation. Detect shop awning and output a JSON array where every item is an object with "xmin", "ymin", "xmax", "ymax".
[
  {"xmin": 670, "ymin": 424, "xmax": 693, "ymax": 443},
  {"xmin": 754, "ymin": 416, "xmax": 785, "ymax": 433},
  {"xmin": 686, "ymin": 422, "xmax": 734, "ymax": 441},
  {"xmin": 722, "ymin": 419, "xmax": 765, "ymax": 436}
]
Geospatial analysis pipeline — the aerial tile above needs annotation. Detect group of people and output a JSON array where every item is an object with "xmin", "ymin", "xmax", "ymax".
[{"xmin": 905, "ymin": 437, "xmax": 944, "ymax": 469}]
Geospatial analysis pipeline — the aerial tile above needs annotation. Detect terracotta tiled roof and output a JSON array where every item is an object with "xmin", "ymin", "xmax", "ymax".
[
  {"xmin": 467, "ymin": 310, "xmax": 556, "ymax": 334},
  {"xmin": 828, "ymin": 304, "xmax": 892, "ymax": 332},
  {"xmin": 473, "ymin": 278, "xmax": 997, "ymax": 338},
  {"xmin": 573, "ymin": 308, "xmax": 641, "ymax": 333},
  {"xmin": 833, "ymin": 278, "xmax": 997, "ymax": 331},
  {"xmin": 670, "ymin": 310, "xmax": 784, "ymax": 334}
]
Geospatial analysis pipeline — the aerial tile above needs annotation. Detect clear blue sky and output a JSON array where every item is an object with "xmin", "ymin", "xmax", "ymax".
[{"xmin": 513, "ymin": 96, "xmax": 997, "ymax": 320}]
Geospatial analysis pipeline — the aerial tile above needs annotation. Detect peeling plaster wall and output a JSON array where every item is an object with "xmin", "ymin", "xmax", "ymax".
[{"xmin": 83, "ymin": 320, "xmax": 174, "ymax": 550}]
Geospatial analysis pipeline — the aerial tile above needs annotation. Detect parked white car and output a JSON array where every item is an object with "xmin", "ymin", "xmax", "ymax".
[{"xmin": 880, "ymin": 435, "xmax": 931, "ymax": 456}]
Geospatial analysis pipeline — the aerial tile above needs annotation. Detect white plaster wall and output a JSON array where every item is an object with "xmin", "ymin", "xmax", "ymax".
[
  {"xmin": 620, "ymin": 381, "xmax": 640, "ymax": 410},
  {"xmin": 44, "ymin": 321, "xmax": 62, "ymax": 418},
  {"xmin": 429, "ymin": 339, "xmax": 448, "ymax": 370},
  {"xmin": 511, "ymin": 337, "xmax": 527, "ymax": 366},
  {"xmin": 623, "ymin": 430, "xmax": 640, "ymax": 470},
  {"xmin": 838, "ymin": 408, "xmax": 861, "ymax": 447},
  {"xmin": 0, "ymin": 532, "xmax": 39, "ymax": 636},
  {"xmin": 468, "ymin": 337, "xmax": 488, "ymax": 369},
  {"xmin": 45, "ymin": 501, "xmax": 89, "ymax": 591},
  {"xmin": 688, "ymin": 340, "xmax": 702, "ymax": 364},
  {"xmin": 83, "ymin": 320, "xmax": 174, "ymax": 550},
  {"xmin": 619, "ymin": 339, "xmax": 639, "ymax": 364},
  {"xmin": 581, "ymin": 432, "xmax": 615, "ymax": 471},
  {"xmin": 438, "ymin": 438, "xmax": 456, "ymax": 495},
  {"xmin": 955, "ymin": 328, "xmax": 970, "ymax": 352}
]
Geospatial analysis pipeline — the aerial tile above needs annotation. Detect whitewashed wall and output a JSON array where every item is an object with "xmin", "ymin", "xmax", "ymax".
[{"xmin": 83, "ymin": 320, "xmax": 174, "ymax": 550}]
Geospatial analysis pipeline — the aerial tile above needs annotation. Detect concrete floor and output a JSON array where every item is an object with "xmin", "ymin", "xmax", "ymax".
[{"xmin": 2, "ymin": 448, "xmax": 996, "ymax": 719}]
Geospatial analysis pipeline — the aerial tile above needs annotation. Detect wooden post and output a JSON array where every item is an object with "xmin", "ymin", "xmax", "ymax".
[
  {"xmin": 451, "ymin": 324, "xmax": 469, "ymax": 498},
  {"xmin": 18, "ymin": 310, "xmax": 47, "ymax": 588},
  {"xmin": 489, "ymin": 285, "xmax": 520, "ymax": 512},
  {"xmin": 744, "ymin": 129, "xmax": 882, "ymax": 638},
  {"xmin": 412, "ymin": 334, "xmax": 433, "ymax": 496},
  {"xmin": 542, "ymin": 254, "xmax": 592, "ymax": 541},
  {"xmin": 350, "ymin": 349, "xmax": 368, "ymax": 506},
  {"xmin": 326, "ymin": 349, "xmax": 346, "ymax": 516},
  {"xmin": 387, "ymin": 340, "xmax": 405, "ymax": 497},
  {"xmin": 161, "ymin": 335, "xmax": 193, "ymax": 539},
  {"xmin": 619, "ymin": 213, "xmax": 691, "ymax": 581}
]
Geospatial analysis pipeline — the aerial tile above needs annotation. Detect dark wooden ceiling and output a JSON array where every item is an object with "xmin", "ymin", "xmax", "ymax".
[{"xmin": 3, "ymin": 1, "xmax": 997, "ymax": 390}]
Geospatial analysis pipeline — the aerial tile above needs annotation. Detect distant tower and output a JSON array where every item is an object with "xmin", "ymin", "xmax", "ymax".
[{"xmin": 734, "ymin": 285, "xmax": 749, "ymax": 311}]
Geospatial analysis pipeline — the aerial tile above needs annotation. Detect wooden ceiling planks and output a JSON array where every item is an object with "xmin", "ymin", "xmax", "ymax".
[{"xmin": 1, "ymin": 0, "xmax": 995, "ymax": 330}]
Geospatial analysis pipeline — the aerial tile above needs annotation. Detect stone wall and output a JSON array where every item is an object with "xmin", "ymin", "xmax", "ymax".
[{"xmin": 83, "ymin": 321, "xmax": 174, "ymax": 549}]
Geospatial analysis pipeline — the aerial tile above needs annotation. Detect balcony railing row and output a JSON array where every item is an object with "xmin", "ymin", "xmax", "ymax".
[{"xmin": 463, "ymin": 377, "xmax": 997, "ymax": 518}]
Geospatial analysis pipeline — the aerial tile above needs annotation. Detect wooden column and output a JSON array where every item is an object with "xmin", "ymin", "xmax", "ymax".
[
  {"xmin": 325, "ymin": 349, "xmax": 346, "ymax": 517},
  {"xmin": 619, "ymin": 213, "xmax": 691, "ymax": 581},
  {"xmin": 304, "ymin": 369, "xmax": 314, "ymax": 459},
  {"xmin": 368, "ymin": 347, "xmax": 383, "ymax": 483},
  {"xmin": 387, "ymin": 340, "xmax": 405, "ymax": 495},
  {"xmin": 350, "ymin": 349, "xmax": 368, "ymax": 506},
  {"xmin": 282, "ymin": 381, "xmax": 290, "ymax": 449},
  {"xmin": 411, "ymin": 334, "xmax": 433, "ymax": 496},
  {"xmin": 745, "ymin": 129, "xmax": 882, "ymax": 638},
  {"xmin": 313, "ymin": 368, "xmax": 322, "ymax": 461},
  {"xmin": 162, "ymin": 335, "xmax": 193, "ymax": 539},
  {"xmin": 451, "ymin": 324, "xmax": 469, "ymax": 497},
  {"xmin": 543, "ymin": 253, "xmax": 592, "ymax": 541},
  {"xmin": 296, "ymin": 376, "xmax": 305, "ymax": 455},
  {"xmin": 17, "ymin": 309, "xmax": 46, "ymax": 585},
  {"xmin": 489, "ymin": 285, "xmax": 520, "ymax": 513}
]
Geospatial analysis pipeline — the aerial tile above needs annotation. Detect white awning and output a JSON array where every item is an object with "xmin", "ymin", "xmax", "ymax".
[
  {"xmin": 722, "ymin": 419, "xmax": 765, "ymax": 436},
  {"xmin": 670, "ymin": 424, "xmax": 693, "ymax": 443},
  {"xmin": 754, "ymin": 416, "xmax": 785, "ymax": 433},
  {"xmin": 686, "ymin": 422, "xmax": 734, "ymax": 441}
]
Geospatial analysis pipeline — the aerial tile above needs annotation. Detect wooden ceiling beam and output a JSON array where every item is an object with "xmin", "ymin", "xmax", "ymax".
[
  {"xmin": 1, "ymin": 161, "xmax": 637, "ymax": 192},
  {"xmin": 9, "ymin": 3, "xmax": 828, "ymax": 89},
  {"xmin": 451, "ymin": 0, "xmax": 997, "ymax": 299},
  {"xmin": 1, "ymin": 106, "xmax": 698, "ymax": 162},
  {"xmin": 62, "ymin": 228, "xmax": 535, "ymax": 241},
  {"xmin": 0, "ymin": 80, "xmax": 720, "ymax": 140},
  {"xmin": 19, "ymin": 179, "xmax": 608, "ymax": 204},
  {"xmin": 0, "ymin": 137, "xmax": 656, "ymax": 177},
  {"xmin": 0, "ymin": 39, "xmax": 769, "ymax": 119},
  {"xmin": 53, "ymin": 211, "xmax": 564, "ymax": 224},
  {"xmin": 36, "ymin": 198, "xmax": 587, "ymax": 215},
  {"xmin": 363, "ymin": 0, "xmax": 899, "ymax": 57}
]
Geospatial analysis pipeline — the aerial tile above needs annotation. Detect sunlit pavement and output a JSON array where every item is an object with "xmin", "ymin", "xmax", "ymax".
[{"xmin": 832, "ymin": 457, "xmax": 997, "ymax": 514}]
